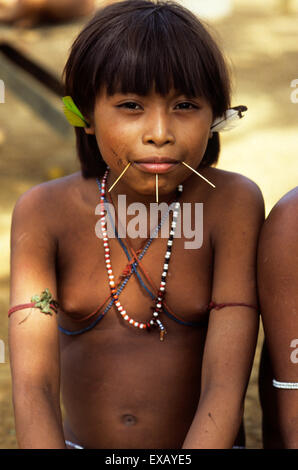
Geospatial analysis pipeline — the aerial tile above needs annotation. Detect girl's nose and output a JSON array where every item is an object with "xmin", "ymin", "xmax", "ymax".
[{"xmin": 142, "ymin": 111, "xmax": 175, "ymax": 147}]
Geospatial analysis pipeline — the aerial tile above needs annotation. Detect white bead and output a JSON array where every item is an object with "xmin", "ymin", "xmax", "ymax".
[
  {"xmin": 156, "ymin": 303, "xmax": 162, "ymax": 308},
  {"xmin": 153, "ymin": 312, "xmax": 158, "ymax": 317},
  {"xmin": 163, "ymin": 264, "xmax": 168, "ymax": 270},
  {"xmin": 118, "ymin": 306, "xmax": 123, "ymax": 311},
  {"xmin": 108, "ymin": 275, "xmax": 114, "ymax": 280},
  {"xmin": 175, "ymin": 202, "xmax": 180, "ymax": 209},
  {"xmin": 160, "ymin": 286, "xmax": 165, "ymax": 291},
  {"xmin": 105, "ymin": 248, "xmax": 110, "ymax": 253},
  {"xmin": 129, "ymin": 319, "xmax": 134, "ymax": 324},
  {"xmin": 161, "ymin": 281, "xmax": 166, "ymax": 286},
  {"xmin": 108, "ymin": 269, "xmax": 113, "ymax": 274},
  {"xmin": 134, "ymin": 322, "xmax": 139, "ymax": 327},
  {"xmin": 109, "ymin": 281, "xmax": 115, "ymax": 287},
  {"xmin": 168, "ymin": 240, "xmax": 173, "ymax": 246},
  {"xmin": 103, "ymin": 238, "xmax": 108, "ymax": 242},
  {"xmin": 124, "ymin": 315, "xmax": 129, "ymax": 320},
  {"xmin": 165, "ymin": 253, "xmax": 170, "ymax": 258},
  {"xmin": 171, "ymin": 222, "xmax": 176, "ymax": 228},
  {"xmin": 139, "ymin": 324, "xmax": 144, "ymax": 329},
  {"xmin": 170, "ymin": 231, "xmax": 175, "ymax": 236}
]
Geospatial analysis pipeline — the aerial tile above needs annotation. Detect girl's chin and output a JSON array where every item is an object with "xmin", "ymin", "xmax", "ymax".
[{"xmin": 126, "ymin": 184, "xmax": 179, "ymax": 200}]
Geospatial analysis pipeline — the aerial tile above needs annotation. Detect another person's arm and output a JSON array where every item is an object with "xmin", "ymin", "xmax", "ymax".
[
  {"xmin": 9, "ymin": 185, "xmax": 66, "ymax": 449},
  {"xmin": 0, "ymin": 0, "xmax": 95, "ymax": 25},
  {"xmin": 258, "ymin": 190, "xmax": 298, "ymax": 448},
  {"xmin": 182, "ymin": 176, "xmax": 264, "ymax": 448}
]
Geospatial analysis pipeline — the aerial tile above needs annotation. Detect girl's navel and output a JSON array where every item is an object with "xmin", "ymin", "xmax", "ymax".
[{"xmin": 121, "ymin": 414, "xmax": 137, "ymax": 426}]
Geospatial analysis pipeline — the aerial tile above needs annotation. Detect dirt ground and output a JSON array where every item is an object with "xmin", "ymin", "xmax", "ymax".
[{"xmin": 0, "ymin": 0, "xmax": 297, "ymax": 449}]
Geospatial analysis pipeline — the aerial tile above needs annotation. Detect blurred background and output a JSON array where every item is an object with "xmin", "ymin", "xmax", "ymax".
[{"xmin": 0, "ymin": 0, "xmax": 297, "ymax": 449}]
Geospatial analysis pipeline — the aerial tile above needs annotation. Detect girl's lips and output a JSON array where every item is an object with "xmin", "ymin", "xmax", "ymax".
[{"xmin": 133, "ymin": 162, "xmax": 179, "ymax": 174}]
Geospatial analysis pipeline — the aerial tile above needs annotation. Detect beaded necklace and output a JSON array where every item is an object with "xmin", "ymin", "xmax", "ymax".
[{"xmin": 99, "ymin": 167, "xmax": 183, "ymax": 341}]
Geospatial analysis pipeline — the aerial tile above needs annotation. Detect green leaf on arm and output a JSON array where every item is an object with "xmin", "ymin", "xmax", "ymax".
[{"xmin": 31, "ymin": 288, "xmax": 57, "ymax": 315}]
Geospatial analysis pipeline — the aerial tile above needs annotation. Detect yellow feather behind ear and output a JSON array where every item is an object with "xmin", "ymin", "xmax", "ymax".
[
  {"xmin": 63, "ymin": 107, "xmax": 87, "ymax": 127},
  {"xmin": 62, "ymin": 96, "xmax": 89, "ymax": 127}
]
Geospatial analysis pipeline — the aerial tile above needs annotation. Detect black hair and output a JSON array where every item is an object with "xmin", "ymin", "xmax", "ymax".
[{"xmin": 63, "ymin": 0, "xmax": 231, "ymax": 178}]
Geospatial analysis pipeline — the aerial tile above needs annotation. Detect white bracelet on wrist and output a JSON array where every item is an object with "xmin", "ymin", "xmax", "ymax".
[{"xmin": 273, "ymin": 379, "xmax": 298, "ymax": 389}]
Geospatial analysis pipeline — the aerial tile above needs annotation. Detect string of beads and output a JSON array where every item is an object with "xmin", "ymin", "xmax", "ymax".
[{"xmin": 99, "ymin": 167, "xmax": 183, "ymax": 340}]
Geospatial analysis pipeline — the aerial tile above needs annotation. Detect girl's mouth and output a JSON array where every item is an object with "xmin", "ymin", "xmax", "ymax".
[{"xmin": 133, "ymin": 160, "xmax": 179, "ymax": 174}]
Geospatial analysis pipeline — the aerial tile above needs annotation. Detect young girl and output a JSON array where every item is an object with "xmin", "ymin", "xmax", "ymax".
[
  {"xmin": 258, "ymin": 187, "xmax": 298, "ymax": 448},
  {"xmin": 8, "ymin": 0, "xmax": 264, "ymax": 449}
]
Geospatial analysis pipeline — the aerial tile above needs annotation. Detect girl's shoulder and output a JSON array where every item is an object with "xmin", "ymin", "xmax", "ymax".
[
  {"xmin": 13, "ymin": 171, "xmax": 84, "ymax": 211},
  {"xmin": 198, "ymin": 166, "xmax": 264, "ymax": 220},
  {"xmin": 205, "ymin": 166, "xmax": 263, "ymax": 197},
  {"xmin": 12, "ymin": 172, "xmax": 86, "ymax": 234}
]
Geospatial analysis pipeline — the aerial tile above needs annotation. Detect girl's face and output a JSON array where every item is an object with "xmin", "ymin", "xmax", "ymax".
[{"xmin": 85, "ymin": 87, "xmax": 213, "ymax": 201}]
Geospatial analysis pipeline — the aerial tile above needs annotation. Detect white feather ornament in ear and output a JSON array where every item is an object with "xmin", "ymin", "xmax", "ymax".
[{"xmin": 210, "ymin": 105, "xmax": 247, "ymax": 135}]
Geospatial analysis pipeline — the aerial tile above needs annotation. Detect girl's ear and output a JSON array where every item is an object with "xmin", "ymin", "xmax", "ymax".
[
  {"xmin": 84, "ymin": 124, "xmax": 95, "ymax": 135},
  {"xmin": 84, "ymin": 112, "xmax": 95, "ymax": 134}
]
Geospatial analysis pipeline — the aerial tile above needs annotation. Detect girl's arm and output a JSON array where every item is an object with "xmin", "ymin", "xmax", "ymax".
[
  {"xmin": 182, "ymin": 176, "xmax": 264, "ymax": 449},
  {"xmin": 258, "ymin": 190, "xmax": 298, "ymax": 448},
  {"xmin": 9, "ymin": 185, "xmax": 66, "ymax": 449}
]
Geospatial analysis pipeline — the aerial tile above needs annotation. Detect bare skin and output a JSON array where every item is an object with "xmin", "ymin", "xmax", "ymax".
[
  {"xmin": 9, "ymin": 89, "xmax": 264, "ymax": 449},
  {"xmin": 258, "ymin": 187, "xmax": 298, "ymax": 449},
  {"xmin": 0, "ymin": 0, "xmax": 95, "ymax": 26}
]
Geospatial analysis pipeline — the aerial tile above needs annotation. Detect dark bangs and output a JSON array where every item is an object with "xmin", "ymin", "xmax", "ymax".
[{"xmin": 64, "ymin": 0, "xmax": 231, "ymax": 178}]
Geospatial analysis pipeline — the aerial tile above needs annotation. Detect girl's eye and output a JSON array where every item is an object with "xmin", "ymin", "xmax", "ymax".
[
  {"xmin": 117, "ymin": 102, "xmax": 142, "ymax": 110},
  {"xmin": 175, "ymin": 102, "xmax": 198, "ymax": 110}
]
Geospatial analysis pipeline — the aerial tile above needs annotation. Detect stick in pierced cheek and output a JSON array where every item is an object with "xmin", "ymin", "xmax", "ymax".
[
  {"xmin": 181, "ymin": 161, "xmax": 216, "ymax": 189},
  {"xmin": 108, "ymin": 162, "xmax": 131, "ymax": 192}
]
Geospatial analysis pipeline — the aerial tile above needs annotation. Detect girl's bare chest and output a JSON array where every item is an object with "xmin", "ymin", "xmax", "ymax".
[{"xmin": 55, "ymin": 201, "xmax": 213, "ymax": 330}]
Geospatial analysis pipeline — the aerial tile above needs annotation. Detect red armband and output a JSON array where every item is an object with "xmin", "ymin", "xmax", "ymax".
[
  {"xmin": 208, "ymin": 301, "xmax": 258, "ymax": 311},
  {"xmin": 8, "ymin": 289, "xmax": 59, "ymax": 317}
]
